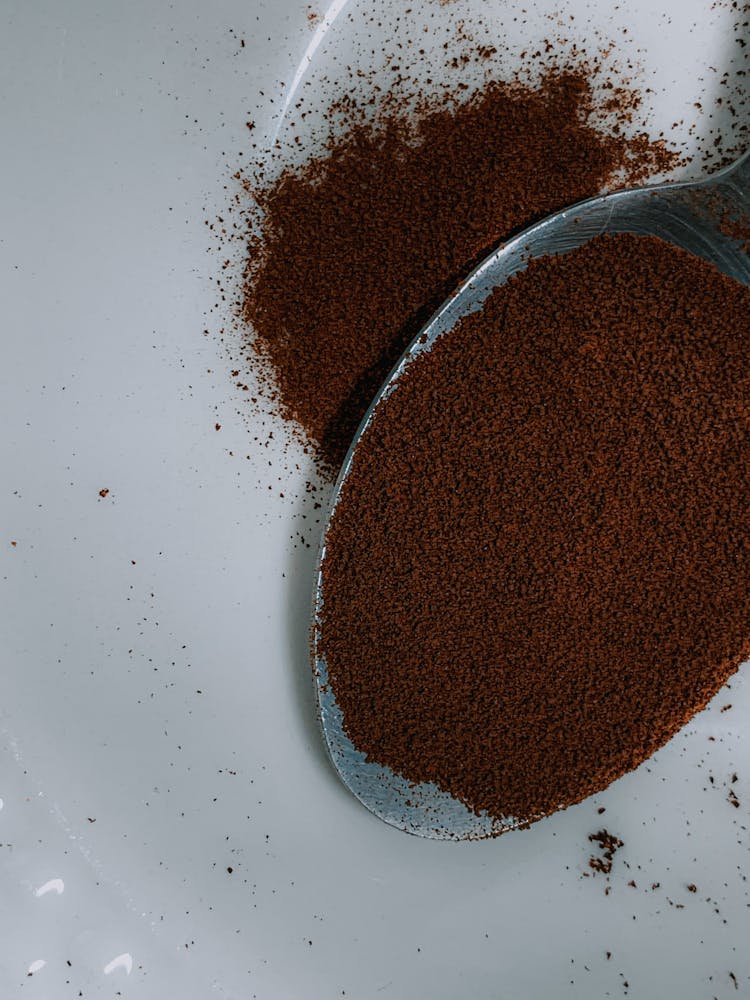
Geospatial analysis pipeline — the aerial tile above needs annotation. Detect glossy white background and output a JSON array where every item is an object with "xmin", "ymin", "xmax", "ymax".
[{"xmin": 2, "ymin": 0, "xmax": 750, "ymax": 997}]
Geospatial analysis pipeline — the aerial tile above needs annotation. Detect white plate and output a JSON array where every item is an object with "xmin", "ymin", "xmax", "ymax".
[{"xmin": 2, "ymin": 1, "xmax": 749, "ymax": 997}]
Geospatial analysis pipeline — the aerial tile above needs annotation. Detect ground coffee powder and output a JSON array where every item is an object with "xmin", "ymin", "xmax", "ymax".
[
  {"xmin": 320, "ymin": 233, "xmax": 750, "ymax": 825},
  {"xmin": 243, "ymin": 67, "xmax": 674, "ymax": 473}
]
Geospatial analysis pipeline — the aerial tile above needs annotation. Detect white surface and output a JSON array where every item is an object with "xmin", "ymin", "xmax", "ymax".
[{"xmin": 1, "ymin": 1, "xmax": 749, "ymax": 998}]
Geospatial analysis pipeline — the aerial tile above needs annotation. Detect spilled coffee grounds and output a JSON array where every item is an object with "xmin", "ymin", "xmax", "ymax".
[
  {"xmin": 320, "ymin": 233, "xmax": 750, "ymax": 825},
  {"xmin": 243, "ymin": 67, "xmax": 674, "ymax": 473}
]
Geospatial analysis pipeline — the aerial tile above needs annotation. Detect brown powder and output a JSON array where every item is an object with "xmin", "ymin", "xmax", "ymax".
[
  {"xmin": 588, "ymin": 830, "xmax": 625, "ymax": 875},
  {"xmin": 242, "ymin": 68, "xmax": 676, "ymax": 474},
  {"xmin": 319, "ymin": 233, "xmax": 750, "ymax": 826}
]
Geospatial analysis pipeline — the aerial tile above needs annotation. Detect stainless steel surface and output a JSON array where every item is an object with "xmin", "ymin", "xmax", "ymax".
[{"xmin": 312, "ymin": 152, "xmax": 750, "ymax": 840}]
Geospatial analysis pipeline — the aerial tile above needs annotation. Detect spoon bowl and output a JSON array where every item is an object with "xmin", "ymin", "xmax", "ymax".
[{"xmin": 311, "ymin": 151, "xmax": 750, "ymax": 839}]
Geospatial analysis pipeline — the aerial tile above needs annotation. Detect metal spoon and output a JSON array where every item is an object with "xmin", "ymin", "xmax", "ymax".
[{"xmin": 311, "ymin": 151, "xmax": 750, "ymax": 840}]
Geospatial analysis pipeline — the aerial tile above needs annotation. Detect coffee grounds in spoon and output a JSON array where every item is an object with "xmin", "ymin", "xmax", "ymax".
[
  {"xmin": 320, "ymin": 233, "xmax": 750, "ymax": 826},
  {"xmin": 242, "ymin": 67, "xmax": 676, "ymax": 475}
]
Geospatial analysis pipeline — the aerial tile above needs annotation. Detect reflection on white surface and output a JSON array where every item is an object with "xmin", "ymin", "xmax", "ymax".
[
  {"xmin": 103, "ymin": 953, "xmax": 133, "ymax": 976},
  {"xmin": 35, "ymin": 878, "xmax": 65, "ymax": 897},
  {"xmin": 273, "ymin": 0, "xmax": 353, "ymax": 141},
  {"xmin": 0, "ymin": 797, "xmax": 4, "ymax": 810},
  {"xmin": 27, "ymin": 960, "xmax": 46, "ymax": 975}
]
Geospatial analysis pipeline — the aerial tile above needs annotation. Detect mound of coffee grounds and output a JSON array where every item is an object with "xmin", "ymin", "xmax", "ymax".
[
  {"xmin": 320, "ymin": 233, "xmax": 750, "ymax": 825},
  {"xmin": 243, "ymin": 68, "xmax": 675, "ymax": 473}
]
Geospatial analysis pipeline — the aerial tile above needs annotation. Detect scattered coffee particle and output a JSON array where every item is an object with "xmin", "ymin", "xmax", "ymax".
[
  {"xmin": 10, "ymin": 540, "xmax": 17, "ymax": 547},
  {"xmin": 718, "ymin": 204, "xmax": 750, "ymax": 255},
  {"xmin": 320, "ymin": 234, "xmax": 750, "ymax": 825},
  {"xmin": 588, "ymin": 830, "xmax": 625, "ymax": 875},
  {"xmin": 687, "ymin": 883, "xmax": 698, "ymax": 893},
  {"xmin": 98, "ymin": 488, "xmax": 109, "ymax": 498},
  {"xmin": 242, "ymin": 65, "xmax": 677, "ymax": 474},
  {"xmin": 728, "ymin": 789, "xmax": 741, "ymax": 808}
]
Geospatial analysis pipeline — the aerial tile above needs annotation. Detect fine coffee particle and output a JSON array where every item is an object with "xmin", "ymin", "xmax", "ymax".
[
  {"xmin": 242, "ymin": 67, "xmax": 676, "ymax": 474},
  {"xmin": 588, "ymin": 830, "xmax": 624, "ymax": 875},
  {"xmin": 320, "ymin": 233, "xmax": 750, "ymax": 825}
]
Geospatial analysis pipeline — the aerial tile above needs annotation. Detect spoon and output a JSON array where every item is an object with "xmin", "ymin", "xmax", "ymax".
[{"xmin": 311, "ymin": 150, "xmax": 750, "ymax": 840}]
